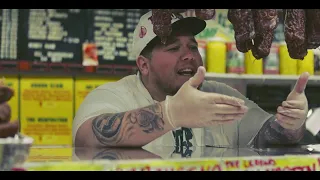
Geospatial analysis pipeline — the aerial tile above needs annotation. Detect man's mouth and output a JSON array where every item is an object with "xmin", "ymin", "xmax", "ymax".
[{"xmin": 177, "ymin": 68, "xmax": 195, "ymax": 76}]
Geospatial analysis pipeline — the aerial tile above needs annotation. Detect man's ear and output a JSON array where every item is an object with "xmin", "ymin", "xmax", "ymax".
[{"xmin": 136, "ymin": 55, "xmax": 150, "ymax": 75}]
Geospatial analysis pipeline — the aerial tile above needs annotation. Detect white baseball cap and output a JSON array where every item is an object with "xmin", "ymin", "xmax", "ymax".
[{"xmin": 132, "ymin": 10, "xmax": 207, "ymax": 59}]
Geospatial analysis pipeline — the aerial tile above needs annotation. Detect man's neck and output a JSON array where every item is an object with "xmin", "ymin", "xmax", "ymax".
[{"xmin": 140, "ymin": 76, "xmax": 166, "ymax": 102}]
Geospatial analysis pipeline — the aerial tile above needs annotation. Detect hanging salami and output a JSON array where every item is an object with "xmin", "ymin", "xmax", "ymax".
[
  {"xmin": 251, "ymin": 9, "xmax": 279, "ymax": 60},
  {"xmin": 149, "ymin": 9, "xmax": 173, "ymax": 44},
  {"xmin": 195, "ymin": 9, "xmax": 216, "ymax": 20},
  {"xmin": 306, "ymin": 9, "xmax": 320, "ymax": 49},
  {"xmin": 227, "ymin": 9, "xmax": 255, "ymax": 53},
  {"xmin": 284, "ymin": 9, "xmax": 308, "ymax": 60}
]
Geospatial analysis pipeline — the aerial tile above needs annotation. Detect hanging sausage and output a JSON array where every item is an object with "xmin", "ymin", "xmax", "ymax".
[
  {"xmin": 306, "ymin": 9, "xmax": 320, "ymax": 49},
  {"xmin": 284, "ymin": 9, "xmax": 308, "ymax": 60},
  {"xmin": 251, "ymin": 9, "xmax": 279, "ymax": 60},
  {"xmin": 227, "ymin": 9, "xmax": 255, "ymax": 53},
  {"xmin": 195, "ymin": 9, "xmax": 216, "ymax": 20},
  {"xmin": 149, "ymin": 9, "xmax": 173, "ymax": 44}
]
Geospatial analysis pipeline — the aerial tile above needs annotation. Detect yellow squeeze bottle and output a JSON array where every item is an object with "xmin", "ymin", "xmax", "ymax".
[
  {"xmin": 279, "ymin": 42, "xmax": 297, "ymax": 75},
  {"xmin": 206, "ymin": 38, "xmax": 227, "ymax": 73},
  {"xmin": 297, "ymin": 49, "xmax": 314, "ymax": 75},
  {"xmin": 245, "ymin": 50, "xmax": 263, "ymax": 75}
]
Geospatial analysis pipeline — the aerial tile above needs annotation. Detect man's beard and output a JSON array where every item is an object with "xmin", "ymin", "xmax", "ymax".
[{"xmin": 154, "ymin": 74, "xmax": 181, "ymax": 96}]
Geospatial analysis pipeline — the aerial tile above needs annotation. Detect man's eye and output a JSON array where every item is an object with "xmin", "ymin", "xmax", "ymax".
[
  {"xmin": 168, "ymin": 47, "xmax": 179, "ymax": 51},
  {"xmin": 190, "ymin": 45, "xmax": 198, "ymax": 50}
]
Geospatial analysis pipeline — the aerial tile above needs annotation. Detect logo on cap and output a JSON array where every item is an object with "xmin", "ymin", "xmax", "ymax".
[{"xmin": 139, "ymin": 26, "xmax": 147, "ymax": 38}]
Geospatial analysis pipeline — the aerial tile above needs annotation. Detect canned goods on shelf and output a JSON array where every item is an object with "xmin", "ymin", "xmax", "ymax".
[
  {"xmin": 263, "ymin": 44, "xmax": 279, "ymax": 74},
  {"xmin": 226, "ymin": 42, "xmax": 245, "ymax": 74}
]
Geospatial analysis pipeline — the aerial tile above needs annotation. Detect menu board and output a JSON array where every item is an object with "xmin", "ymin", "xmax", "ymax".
[
  {"xmin": 0, "ymin": 9, "xmax": 19, "ymax": 60},
  {"xmin": 86, "ymin": 9, "xmax": 149, "ymax": 66},
  {"xmin": 18, "ymin": 9, "xmax": 86, "ymax": 64}
]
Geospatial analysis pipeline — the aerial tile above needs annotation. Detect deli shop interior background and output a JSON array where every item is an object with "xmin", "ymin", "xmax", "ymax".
[{"xmin": 1, "ymin": 9, "xmax": 320, "ymax": 147}]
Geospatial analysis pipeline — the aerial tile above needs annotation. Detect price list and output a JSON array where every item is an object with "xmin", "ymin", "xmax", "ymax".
[
  {"xmin": 87, "ymin": 9, "xmax": 148, "ymax": 65},
  {"xmin": 0, "ymin": 9, "xmax": 19, "ymax": 60},
  {"xmin": 19, "ymin": 9, "xmax": 86, "ymax": 64}
]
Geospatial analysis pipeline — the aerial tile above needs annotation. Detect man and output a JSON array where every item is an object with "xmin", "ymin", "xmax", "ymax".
[{"xmin": 73, "ymin": 11, "xmax": 309, "ymax": 149}]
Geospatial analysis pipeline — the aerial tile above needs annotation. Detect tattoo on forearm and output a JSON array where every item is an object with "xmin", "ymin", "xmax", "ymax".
[
  {"xmin": 92, "ymin": 148, "xmax": 126, "ymax": 160},
  {"xmin": 255, "ymin": 117, "xmax": 305, "ymax": 148},
  {"xmin": 92, "ymin": 103, "xmax": 165, "ymax": 146}
]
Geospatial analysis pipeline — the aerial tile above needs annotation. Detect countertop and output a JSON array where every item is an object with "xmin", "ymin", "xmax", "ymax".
[
  {"xmin": 25, "ymin": 144, "xmax": 320, "ymax": 162},
  {"xmin": 21, "ymin": 144, "xmax": 320, "ymax": 171}
]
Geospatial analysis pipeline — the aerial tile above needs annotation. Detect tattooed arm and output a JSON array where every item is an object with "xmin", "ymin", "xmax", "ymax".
[
  {"xmin": 254, "ymin": 116, "xmax": 305, "ymax": 148},
  {"xmin": 75, "ymin": 102, "xmax": 174, "ymax": 148}
]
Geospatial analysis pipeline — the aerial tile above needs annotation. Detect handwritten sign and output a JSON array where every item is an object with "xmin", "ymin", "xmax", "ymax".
[
  {"xmin": 111, "ymin": 156, "xmax": 320, "ymax": 171},
  {"xmin": 24, "ymin": 155, "xmax": 320, "ymax": 171},
  {"xmin": 74, "ymin": 77, "xmax": 120, "ymax": 112},
  {"xmin": 20, "ymin": 77, "xmax": 74, "ymax": 145}
]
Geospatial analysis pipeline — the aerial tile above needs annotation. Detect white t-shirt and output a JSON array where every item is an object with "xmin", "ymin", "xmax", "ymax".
[{"xmin": 72, "ymin": 73, "xmax": 272, "ymax": 154}]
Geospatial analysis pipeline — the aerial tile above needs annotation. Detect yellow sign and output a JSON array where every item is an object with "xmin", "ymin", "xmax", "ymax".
[
  {"xmin": 20, "ymin": 77, "xmax": 74, "ymax": 146},
  {"xmin": 27, "ymin": 147, "xmax": 73, "ymax": 162},
  {"xmin": 1, "ymin": 76, "xmax": 19, "ymax": 121},
  {"xmin": 74, "ymin": 77, "xmax": 120, "ymax": 112},
  {"xmin": 25, "ymin": 155, "xmax": 320, "ymax": 171}
]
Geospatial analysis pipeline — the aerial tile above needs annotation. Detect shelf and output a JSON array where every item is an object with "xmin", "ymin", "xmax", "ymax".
[
  {"xmin": 0, "ymin": 70, "xmax": 129, "ymax": 79},
  {"xmin": 205, "ymin": 73, "xmax": 320, "ymax": 85}
]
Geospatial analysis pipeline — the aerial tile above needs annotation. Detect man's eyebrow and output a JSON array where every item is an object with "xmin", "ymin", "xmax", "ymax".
[
  {"xmin": 161, "ymin": 36, "xmax": 198, "ymax": 46},
  {"xmin": 190, "ymin": 38, "xmax": 198, "ymax": 45},
  {"xmin": 163, "ymin": 37, "xmax": 179, "ymax": 46}
]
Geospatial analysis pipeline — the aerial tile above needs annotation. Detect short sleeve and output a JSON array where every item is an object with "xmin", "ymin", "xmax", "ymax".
[{"xmin": 72, "ymin": 88, "xmax": 127, "ymax": 145}]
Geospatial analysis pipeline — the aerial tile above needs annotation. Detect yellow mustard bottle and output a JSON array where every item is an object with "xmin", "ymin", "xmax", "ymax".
[
  {"xmin": 206, "ymin": 38, "xmax": 227, "ymax": 73},
  {"xmin": 244, "ymin": 50, "xmax": 263, "ymax": 75},
  {"xmin": 297, "ymin": 49, "xmax": 314, "ymax": 75},
  {"xmin": 279, "ymin": 42, "xmax": 297, "ymax": 75}
]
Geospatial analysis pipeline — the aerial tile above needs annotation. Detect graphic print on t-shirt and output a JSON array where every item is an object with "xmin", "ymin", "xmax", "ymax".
[{"xmin": 172, "ymin": 127, "xmax": 194, "ymax": 158}]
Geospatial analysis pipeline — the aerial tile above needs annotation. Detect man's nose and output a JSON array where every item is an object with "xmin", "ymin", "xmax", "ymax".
[{"xmin": 181, "ymin": 50, "xmax": 194, "ymax": 61}]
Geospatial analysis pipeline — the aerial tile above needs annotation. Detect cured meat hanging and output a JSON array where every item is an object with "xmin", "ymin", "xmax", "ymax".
[
  {"xmin": 305, "ymin": 9, "xmax": 320, "ymax": 49},
  {"xmin": 149, "ymin": 9, "xmax": 173, "ymax": 44},
  {"xmin": 195, "ymin": 9, "xmax": 216, "ymax": 20},
  {"xmin": 284, "ymin": 9, "xmax": 307, "ymax": 60},
  {"xmin": 148, "ymin": 9, "xmax": 320, "ymax": 61},
  {"xmin": 251, "ymin": 9, "xmax": 279, "ymax": 60},
  {"xmin": 227, "ymin": 9, "xmax": 255, "ymax": 53},
  {"xmin": 149, "ymin": 9, "xmax": 216, "ymax": 44}
]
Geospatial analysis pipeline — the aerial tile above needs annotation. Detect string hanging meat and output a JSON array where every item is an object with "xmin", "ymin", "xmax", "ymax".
[
  {"xmin": 251, "ymin": 9, "xmax": 279, "ymax": 60},
  {"xmin": 284, "ymin": 9, "xmax": 307, "ymax": 60},
  {"xmin": 227, "ymin": 9, "xmax": 255, "ymax": 53}
]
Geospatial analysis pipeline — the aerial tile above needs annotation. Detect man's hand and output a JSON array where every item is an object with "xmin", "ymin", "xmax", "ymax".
[
  {"xmin": 276, "ymin": 72, "xmax": 309, "ymax": 130},
  {"xmin": 164, "ymin": 66, "xmax": 248, "ymax": 129}
]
